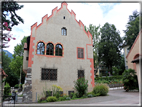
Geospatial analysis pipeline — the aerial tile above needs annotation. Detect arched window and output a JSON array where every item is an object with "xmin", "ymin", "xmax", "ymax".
[
  {"xmin": 46, "ymin": 43, "xmax": 54, "ymax": 55},
  {"xmin": 55, "ymin": 44, "xmax": 62, "ymax": 56},
  {"xmin": 61, "ymin": 27, "xmax": 67, "ymax": 36},
  {"xmin": 37, "ymin": 42, "xmax": 45, "ymax": 55}
]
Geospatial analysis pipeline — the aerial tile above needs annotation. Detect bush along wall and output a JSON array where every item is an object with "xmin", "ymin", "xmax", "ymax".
[{"xmin": 122, "ymin": 69, "xmax": 139, "ymax": 92}]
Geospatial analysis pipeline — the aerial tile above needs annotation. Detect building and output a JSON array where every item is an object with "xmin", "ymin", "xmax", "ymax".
[
  {"xmin": 23, "ymin": 2, "xmax": 94, "ymax": 102},
  {"xmin": 126, "ymin": 29, "xmax": 142, "ymax": 90},
  {"xmin": 122, "ymin": 44, "xmax": 129, "ymax": 70}
]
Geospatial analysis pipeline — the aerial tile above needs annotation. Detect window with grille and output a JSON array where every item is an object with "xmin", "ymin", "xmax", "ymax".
[
  {"xmin": 77, "ymin": 48, "xmax": 84, "ymax": 58},
  {"xmin": 61, "ymin": 27, "xmax": 67, "ymax": 36},
  {"xmin": 46, "ymin": 43, "xmax": 54, "ymax": 55},
  {"xmin": 55, "ymin": 44, "xmax": 62, "ymax": 56},
  {"xmin": 37, "ymin": 42, "xmax": 45, "ymax": 55},
  {"xmin": 41, "ymin": 68, "xmax": 57, "ymax": 80},
  {"xmin": 78, "ymin": 70, "xmax": 84, "ymax": 79}
]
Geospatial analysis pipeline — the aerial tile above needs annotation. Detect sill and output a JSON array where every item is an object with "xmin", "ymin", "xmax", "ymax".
[
  {"xmin": 77, "ymin": 58, "xmax": 84, "ymax": 59},
  {"xmin": 35, "ymin": 54, "xmax": 63, "ymax": 58}
]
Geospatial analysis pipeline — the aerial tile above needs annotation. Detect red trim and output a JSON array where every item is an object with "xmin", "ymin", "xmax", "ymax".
[
  {"xmin": 86, "ymin": 44, "xmax": 94, "ymax": 87},
  {"xmin": 76, "ymin": 47, "xmax": 85, "ymax": 59},
  {"xmin": 31, "ymin": 2, "xmax": 93, "ymax": 40},
  {"xmin": 35, "ymin": 42, "xmax": 64, "ymax": 58},
  {"xmin": 133, "ymin": 53, "xmax": 140, "ymax": 71},
  {"xmin": 126, "ymin": 29, "xmax": 142, "ymax": 58},
  {"xmin": 28, "ymin": 24, "xmax": 36, "ymax": 67}
]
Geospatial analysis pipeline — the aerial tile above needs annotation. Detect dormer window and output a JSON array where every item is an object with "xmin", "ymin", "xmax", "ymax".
[{"xmin": 61, "ymin": 27, "xmax": 67, "ymax": 36}]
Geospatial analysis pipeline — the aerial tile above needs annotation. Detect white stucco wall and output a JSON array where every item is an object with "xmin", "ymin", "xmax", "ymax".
[{"xmin": 29, "ymin": 4, "xmax": 94, "ymax": 101}]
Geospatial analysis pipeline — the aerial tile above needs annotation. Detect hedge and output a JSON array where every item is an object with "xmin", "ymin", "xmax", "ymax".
[{"xmin": 95, "ymin": 75, "xmax": 123, "ymax": 81}]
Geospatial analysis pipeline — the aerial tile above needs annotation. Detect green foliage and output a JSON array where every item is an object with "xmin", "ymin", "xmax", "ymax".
[
  {"xmin": 95, "ymin": 75, "xmax": 123, "ymax": 81},
  {"xmin": 52, "ymin": 85, "xmax": 63, "ymax": 98},
  {"xmin": 12, "ymin": 36, "xmax": 27, "ymax": 58},
  {"xmin": 4, "ymin": 83, "xmax": 10, "ymax": 95},
  {"xmin": 2, "ymin": 51, "xmax": 11, "ymax": 69},
  {"xmin": 74, "ymin": 77, "xmax": 88, "ymax": 98},
  {"xmin": 88, "ymin": 94, "xmax": 93, "ymax": 98},
  {"xmin": 58, "ymin": 97, "xmax": 66, "ymax": 101},
  {"xmin": 9, "ymin": 56, "xmax": 23, "ymax": 76},
  {"xmin": 116, "ymin": 55, "xmax": 125, "ymax": 75},
  {"xmin": 2, "ymin": 1, "xmax": 24, "ymax": 30},
  {"xmin": 93, "ymin": 83, "xmax": 109, "ymax": 96},
  {"xmin": 5, "ymin": 68, "xmax": 19, "ymax": 87},
  {"xmin": 9, "ymin": 36, "xmax": 27, "ymax": 81},
  {"xmin": 122, "ymin": 69, "xmax": 139, "ymax": 91},
  {"xmin": 72, "ymin": 93, "xmax": 78, "ymax": 99},
  {"xmin": 2, "ymin": 51, "xmax": 19, "ymax": 87},
  {"xmin": 98, "ymin": 22, "xmax": 122, "ymax": 74},
  {"xmin": 46, "ymin": 96, "xmax": 57, "ymax": 102},
  {"xmin": 14, "ymin": 84, "xmax": 19, "ymax": 88},
  {"xmin": 84, "ymin": 24, "xmax": 101, "ymax": 68},
  {"xmin": 112, "ymin": 67, "xmax": 119, "ymax": 76},
  {"xmin": 123, "ymin": 10, "xmax": 142, "ymax": 49},
  {"xmin": 66, "ymin": 97, "xmax": 71, "ymax": 100}
]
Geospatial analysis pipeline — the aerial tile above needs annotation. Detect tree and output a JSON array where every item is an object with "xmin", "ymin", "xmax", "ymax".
[
  {"xmin": 98, "ymin": 22, "xmax": 122, "ymax": 75},
  {"xmin": 1, "ymin": 0, "xmax": 24, "ymax": 48},
  {"xmin": 123, "ymin": 10, "xmax": 142, "ymax": 49},
  {"xmin": 2, "ymin": 51, "xmax": 19, "ymax": 87},
  {"xmin": 84, "ymin": 24, "xmax": 101, "ymax": 69},
  {"xmin": 13, "ymin": 36, "xmax": 27, "ymax": 59},
  {"xmin": 9, "ymin": 36, "xmax": 27, "ymax": 83},
  {"xmin": 2, "ymin": 0, "xmax": 24, "ymax": 30}
]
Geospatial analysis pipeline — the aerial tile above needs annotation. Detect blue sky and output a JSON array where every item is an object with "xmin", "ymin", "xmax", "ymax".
[
  {"xmin": 98, "ymin": 3, "xmax": 120, "ymax": 17},
  {"xmin": 4, "ymin": 2, "xmax": 140, "ymax": 54}
]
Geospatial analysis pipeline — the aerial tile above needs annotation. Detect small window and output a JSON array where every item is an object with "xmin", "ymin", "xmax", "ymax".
[
  {"xmin": 77, "ymin": 48, "xmax": 84, "ymax": 58},
  {"xmin": 41, "ymin": 68, "xmax": 57, "ymax": 81},
  {"xmin": 61, "ymin": 27, "xmax": 67, "ymax": 36},
  {"xmin": 46, "ymin": 43, "xmax": 54, "ymax": 55},
  {"xmin": 78, "ymin": 70, "xmax": 84, "ymax": 79},
  {"xmin": 37, "ymin": 42, "xmax": 45, "ymax": 55},
  {"xmin": 55, "ymin": 44, "xmax": 62, "ymax": 56},
  {"xmin": 26, "ymin": 57, "xmax": 28, "ymax": 60}
]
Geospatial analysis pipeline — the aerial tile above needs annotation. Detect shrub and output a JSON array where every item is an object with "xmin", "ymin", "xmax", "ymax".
[
  {"xmin": 93, "ymin": 83, "xmax": 109, "ymax": 96},
  {"xmin": 58, "ymin": 97, "xmax": 66, "ymax": 101},
  {"xmin": 74, "ymin": 77, "xmax": 88, "ymax": 98},
  {"xmin": 46, "ymin": 96, "xmax": 57, "ymax": 102},
  {"xmin": 14, "ymin": 84, "xmax": 19, "ymax": 88},
  {"xmin": 72, "ymin": 93, "xmax": 78, "ymax": 99},
  {"xmin": 4, "ymin": 83, "xmax": 10, "ymax": 95},
  {"xmin": 52, "ymin": 85, "xmax": 63, "ymax": 98},
  {"xmin": 122, "ymin": 69, "xmax": 139, "ymax": 92},
  {"xmin": 87, "ymin": 92, "xmax": 93, "ymax": 95},
  {"xmin": 66, "ymin": 97, "xmax": 71, "ymax": 100},
  {"xmin": 82, "ymin": 94, "xmax": 88, "ymax": 98},
  {"xmin": 88, "ymin": 94, "xmax": 93, "ymax": 98}
]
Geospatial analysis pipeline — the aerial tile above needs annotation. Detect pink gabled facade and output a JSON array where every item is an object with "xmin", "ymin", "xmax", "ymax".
[
  {"xmin": 126, "ymin": 29, "xmax": 142, "ymax": 72},
  {"xmin": 23, "ymin": 2, "xmax": 94, "ymax": 102}
]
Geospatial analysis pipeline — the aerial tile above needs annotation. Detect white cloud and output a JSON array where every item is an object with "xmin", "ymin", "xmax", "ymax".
[{"xmin": 4, "ymin": 2, "xmax": 140, "ymax": 54}]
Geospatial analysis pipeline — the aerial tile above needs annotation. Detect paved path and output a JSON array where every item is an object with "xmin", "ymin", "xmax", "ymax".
[{"xmin": 3, "ymin": 89, "xmax": 140, "ymax": 106}]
